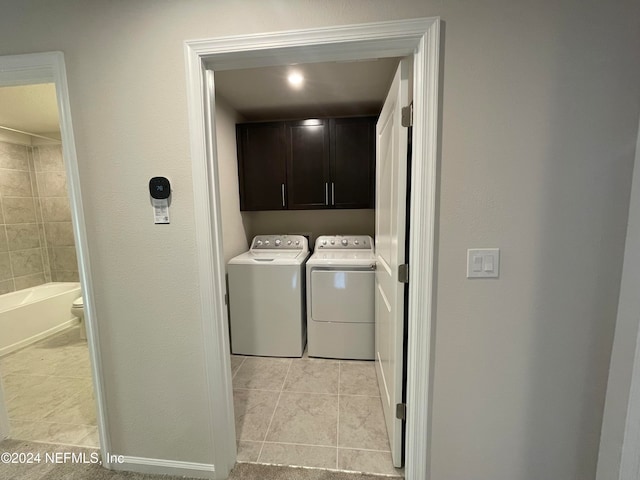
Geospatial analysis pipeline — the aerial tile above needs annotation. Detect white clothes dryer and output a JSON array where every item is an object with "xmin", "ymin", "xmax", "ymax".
[
  {"xmin": 306, "ymin": 235, "xmax": 375, "ymax": 360},
  {"xmin": 228, "ymin": 235, "xmax": 309, "ymax": 357}
]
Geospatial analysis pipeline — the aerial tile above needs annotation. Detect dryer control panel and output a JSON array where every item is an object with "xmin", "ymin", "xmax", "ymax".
[
  {"xmin": 251, "ymin": 235, "xmax": 309, "ymax": 251},
  {"xmin": 314, "ymin": 235, "xmax": 374, "ymax": 251}
]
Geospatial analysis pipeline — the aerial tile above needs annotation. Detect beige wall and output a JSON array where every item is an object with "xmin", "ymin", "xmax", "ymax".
[
  {"xmin": 215, "ymin": 95, "xmax": 248, "ymax": 264},
  {"xmin": 0, "ymin": 1, "xmax": 637, "ymax": 478},
  {"xmin": 243, "ymin": 209, "xmax": 375, "ymax": 248}
]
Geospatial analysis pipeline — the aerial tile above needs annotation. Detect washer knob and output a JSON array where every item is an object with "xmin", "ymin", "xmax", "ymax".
[
  {"xmin": 341, "ymin": 239, "xmax": 348, "ymax": 246},
  {"xmin": 295, "ymin": 240, "xmax": 300, "ymax": 245},
  {"xmin": 330, "ymin": 240, "xmax": 335, "ymax": 245},
  {"xmin": 275, "ymin": 239, "xmax": 281, "ymax": 246},
  {"xmin": 265, "ymin": 240, "xmax": 270, "ymax": 245},
  {"xmin": 287, "ymin": 240, "xmax": 292, "ymax": 245},
  {"xmin": 354, "ymin": 240, "xmax": 359, "ymax": 245},
  {"xmin": 256, "ymin": 240, "xmax": 263, "ymax": 246},
  {"xmin": 322, "ymin": 240, "xmax": 327, "ymax": 245}
]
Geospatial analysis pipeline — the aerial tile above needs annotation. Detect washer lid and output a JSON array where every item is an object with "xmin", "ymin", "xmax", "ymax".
[{"xmin": 229, "ymin": 250, "xmax": 309, "ymax": 265}]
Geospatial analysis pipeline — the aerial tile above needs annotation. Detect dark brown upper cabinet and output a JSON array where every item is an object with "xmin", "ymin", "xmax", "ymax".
[
  {"xmin": 236, "ymin": 116, "xmax": 376, "ymax": 211},
  {"xmin": 330, "ymin": 117, "xmax": 376, "ymax": 209},
  {"xmin": 286, "ymin": 119, "xmax": 331, "ymax": 209},
  {"xmin": 236, "ymin": 122, "xmax": 287, "ymax": 211}
]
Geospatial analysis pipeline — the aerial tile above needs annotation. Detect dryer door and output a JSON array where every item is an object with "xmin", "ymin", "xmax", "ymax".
[{"xmin": 310, "ymin": 268, "xmax": 374, "ymax": 323}]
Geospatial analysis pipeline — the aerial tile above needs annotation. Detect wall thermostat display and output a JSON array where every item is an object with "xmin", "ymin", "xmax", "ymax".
[{"xmin": 149, "ymin": 177, "xmax": 171, "ymax": 224}]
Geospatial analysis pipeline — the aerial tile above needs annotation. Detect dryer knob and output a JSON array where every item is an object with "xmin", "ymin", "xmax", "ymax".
[
  {"xmin": 265, "ymin": 240, "xmax": 270, "ymax": 245},
  {"xmin": 322, "ymin": 240, "xmax": 327, "ymax": 245},
  {"xmin": 341, "ymin": 239, "xmax": 348, "ymax": 246},
  {"xmin": 354, "ymin": 240, "xmax": 359, "ymax": 245},
  {"xmin": 275, "ymin": 239, "xmax": 281, "ymax": 246},
  {"xmin": 295, "ymin": 240, "xmax": 300, "ymax": 245},
  {"xmin": 287, "ymin": 240, "xmax": 292, "ymax": 245},
  {"xmin": 257, "ymin": 240, "xmax": 263, "ymax": 246},
  {"xmin": 330, "ymin": 240, "xmax": 335, "ymax": 245}
]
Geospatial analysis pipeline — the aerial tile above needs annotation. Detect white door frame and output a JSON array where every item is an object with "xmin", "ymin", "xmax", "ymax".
[
  {"xmin": 0, "ymin": 52, "xmax": 111, "ymax": 464},
  {"xmin": 185, "ymin": 17, "xmax": 440, "ymax": 479}
]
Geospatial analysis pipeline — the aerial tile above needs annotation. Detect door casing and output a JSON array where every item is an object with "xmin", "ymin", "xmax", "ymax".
[{"xmin": 184, "ymin": 17, "xmax": 441, "ymax": 479}]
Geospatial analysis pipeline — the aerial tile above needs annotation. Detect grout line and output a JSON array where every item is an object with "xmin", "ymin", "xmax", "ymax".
[
  {"xmin": 337, "ymin": 445, "xmax": 393, "ymax": 453},
  {"xmin": 337, "ymin": 361, "xmax": 341, "ymax": 469},
  {"xmin": 256, "ymin": 359, "xmax": 292, "ymax": 462},
  {"xmin": 257, "ymin": 440, "xmax": 391, "ymax": 454},
  {"xmin": 232, "ymin": 356, "xmax": 247, "ymax": 379}
]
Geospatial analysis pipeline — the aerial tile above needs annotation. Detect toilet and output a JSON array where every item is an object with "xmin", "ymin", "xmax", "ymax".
[{"xmin": 71, "ymin": 296, "xmax": 87, "ymax": 340}]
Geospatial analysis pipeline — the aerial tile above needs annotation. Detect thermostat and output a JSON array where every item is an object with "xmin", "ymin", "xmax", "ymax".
[{"xmin": 149, "ymin": 177, "xmax": 171, "ymax": 224}]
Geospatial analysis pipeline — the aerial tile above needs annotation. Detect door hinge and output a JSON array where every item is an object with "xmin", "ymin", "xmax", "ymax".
[
  {"xmin": 396, "ymin": 403, "xmax": 407, "ymax": 420},
  {"xmin": 398, "ymin": 264, "xmax": 409, "ymax": 283},
  {"xmin": 401, "ymin": 103, "xmax": 413, "ymax": 127},
  {"xmin": 224, "ymin": 293, "xmax": 228, "ymax": 306}
]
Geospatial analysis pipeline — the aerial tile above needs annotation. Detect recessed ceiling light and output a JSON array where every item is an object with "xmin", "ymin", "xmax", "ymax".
[{"xmin": 287, "ymin": 71, "xmax": 304, "ymax": 89}]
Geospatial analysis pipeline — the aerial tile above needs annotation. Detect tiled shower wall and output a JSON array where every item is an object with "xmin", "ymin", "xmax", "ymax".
[{"xmin": 0, "ymin": 140, "xmax": 78, "ymax": 294}]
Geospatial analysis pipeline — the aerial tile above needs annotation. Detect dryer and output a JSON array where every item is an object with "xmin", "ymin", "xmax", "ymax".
[
  {"xmin": 306, "ymin": 235, "xmax": 375, "ymax": 360},
  {"xmin": 228, "ymin": 235, "xmax": 309, "ymax": 357}
]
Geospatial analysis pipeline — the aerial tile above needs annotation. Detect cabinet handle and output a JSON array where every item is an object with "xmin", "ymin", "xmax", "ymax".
[
  {"xmin": 331, "ymin": 182, "xmax": 335, "ymax": 205},
  {"xmin": 281, "ymin": 183, "xmax": 285, "ymax": 208},
  {"xmin": 325, "ymin": 182, "xmax": 329, "ymax": 205}
]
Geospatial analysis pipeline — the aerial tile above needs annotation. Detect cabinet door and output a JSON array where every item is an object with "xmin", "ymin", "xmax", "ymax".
[
  {"xmin": 286, "ymin": 119, "xmax": 331, "ymax": 209},
  {"xmin": 237, "ymin": 123, "xmax": 287, "ymax": 211},
  {"xmin": 330, "ymin": 117, "xmax": 376, "ymax": 209}
]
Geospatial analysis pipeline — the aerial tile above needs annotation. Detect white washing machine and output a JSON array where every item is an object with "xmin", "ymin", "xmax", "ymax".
[
  {"xmin": 228, "ymin": 234, "xmax": 309, "ymax": 357},
  {"xmin": 306, "ymin": 235, "xmax": 375, "ymax": 360}
]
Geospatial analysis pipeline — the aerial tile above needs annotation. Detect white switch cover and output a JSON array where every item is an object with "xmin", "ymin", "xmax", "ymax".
[{"xmin": 467, "ymin": 248, "xmax": 500, "ymax": 278}]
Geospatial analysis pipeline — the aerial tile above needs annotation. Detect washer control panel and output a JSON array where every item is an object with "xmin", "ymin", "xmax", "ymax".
[
  {"xmin": 315, "ymin": 235, "xmax": 374, "ymax": 251},
  {"xmin": 251, "ymin": 235, "xmax": 308, "ymax": 251}
]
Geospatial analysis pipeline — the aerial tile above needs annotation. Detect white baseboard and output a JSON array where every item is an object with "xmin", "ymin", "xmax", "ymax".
[{"xmin": 113, "ymin": 455, "xmax": 216, "ymax": 479}]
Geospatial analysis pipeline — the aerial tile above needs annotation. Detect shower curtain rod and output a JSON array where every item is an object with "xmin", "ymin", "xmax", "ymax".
[{"xmin": 0, "ymin": 125, "xmax": 61, "ymax": 143}]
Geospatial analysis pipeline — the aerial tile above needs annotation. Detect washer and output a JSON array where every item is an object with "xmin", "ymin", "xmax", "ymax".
[
  {"xmin": 228, "ymin": 234, "xmax": 309, "ymax": 357},
  {"xmin": 306, "ymin": 235, "xmax": 375, "ymax": 360}
]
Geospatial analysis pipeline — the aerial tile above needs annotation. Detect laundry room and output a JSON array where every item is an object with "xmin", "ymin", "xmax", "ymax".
[{"xmin": 212, "ymin": 57, "xmax": 408, "ymax": 476}]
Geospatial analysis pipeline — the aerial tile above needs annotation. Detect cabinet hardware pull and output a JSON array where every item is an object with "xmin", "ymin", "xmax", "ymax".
[
  {"xmin": 332, "ymin": 182, "xmax": 335, "ymax": 205},
  {"xmin": 325, "ymin": 182, "xmax": 329, "ymax": 205},
  {"xmin": 281, "ymin": 184, "xmax": 285, "ymax": 207}
]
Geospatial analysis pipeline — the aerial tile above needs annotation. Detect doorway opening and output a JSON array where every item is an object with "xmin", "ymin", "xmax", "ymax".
[
  {"xmin": 185, "ymin": 17, "xmax": 440, "ymax": 480},
  {"xmin": 213, "ymin": 55, "xmax": 409, "ymax": 476},
  {"xmin": 0, "ymin": 83, "xmax": 97, "ymax": 448},
  {"xmin": 0, "ymin": 52, "xmax": 110, "ymax": 467}
]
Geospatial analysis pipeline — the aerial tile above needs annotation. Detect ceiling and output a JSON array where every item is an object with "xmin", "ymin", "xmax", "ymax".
[
  {"xmin": 0, "ymin": 60, "xmax": 400, "ymax": 134},
  {"xmin": 214, "ymin": 58, "xmax": 400, "ymax": 121},
  {"xmin": 0, "ymin": 83, "xmax": 60, "ymax": 135}
]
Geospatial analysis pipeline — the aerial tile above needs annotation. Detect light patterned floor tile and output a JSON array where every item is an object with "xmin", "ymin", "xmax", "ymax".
[
  {"xmin": 259, "ymin": 442, "xmax": 337, "ymax": 469},
  {"xmin": 233, "ymin": 389, "xmax": 280, "ymax": 441},
  {"xmin": 338, "ymin": 395, "xmax": 390, "ymax": 451},
  {"xmin": 284, "ymin": 358, "xmax": 339, "ymax": 394},
  {"xmin": 265, "ymin": 392, "xmax": 338, "ymax": 446},
  {"xmin": 338, "ymin": 448, "xmax": 403, "ymax": 477},
  {"xmin": 339, "ymin": 361, "xmax": 379, "ymax": 396},
  {"xmin": 233, "ymin": 357, "xmax": 291, "ymax": 391}
]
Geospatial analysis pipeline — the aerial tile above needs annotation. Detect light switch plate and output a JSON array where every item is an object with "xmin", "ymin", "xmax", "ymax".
[{"xmin": 467, "ymin": 248, "xmax": 500, "ymax": 278}]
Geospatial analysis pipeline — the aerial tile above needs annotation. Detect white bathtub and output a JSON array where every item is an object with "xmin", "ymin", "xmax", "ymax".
[{"xmin": 0, "ymin": 282, "xmax": 81, "ymax": 357}]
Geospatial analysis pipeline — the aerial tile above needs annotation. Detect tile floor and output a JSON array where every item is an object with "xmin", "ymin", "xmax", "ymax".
[
  {"xmin": 232, "ymin": 353, "xmax": 403, "ymax": 477},
  {"xmin": 0, "ymin": 326, "xmax": 98, "ymax": 448}
]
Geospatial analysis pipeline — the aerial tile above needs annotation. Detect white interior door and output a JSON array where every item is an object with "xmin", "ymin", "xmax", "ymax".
[{"xmin": 375, "ymin": 58, "xmax": 410, "ymax": 468}]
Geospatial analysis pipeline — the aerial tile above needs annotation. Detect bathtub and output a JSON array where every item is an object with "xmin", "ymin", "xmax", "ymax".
[{"xmin": 0, "ymin": 282, "xmax": 81, "ymax": 357}]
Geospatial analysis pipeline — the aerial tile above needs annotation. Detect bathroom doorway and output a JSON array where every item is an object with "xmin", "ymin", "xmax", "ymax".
[
  {"xmin": 0, "ymin": 52, "xmax": 109, "ymax": 462},
  {"xmin": 0, "ymin": 83, "xmax": 96, "ymax": 447}
]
